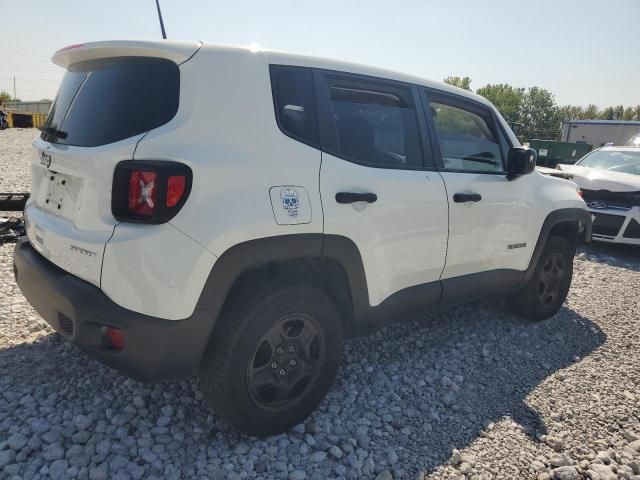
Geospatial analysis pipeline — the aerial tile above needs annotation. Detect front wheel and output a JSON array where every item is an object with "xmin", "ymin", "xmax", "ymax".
[
  {"xmin": 507, "ymin": 235, "xmax": 574, "ymax": 321},
  {"xmin": 199, "ymin": 284, "xmax": 343, "ymax": 437}
]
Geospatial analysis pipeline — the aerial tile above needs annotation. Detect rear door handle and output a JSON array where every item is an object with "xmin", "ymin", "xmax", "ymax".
[
  {"xmin": 453, "ymin": 193, "xmax": 482, "ymax": 203},
  {"xmin": 335, "ymin": 192, "xmax": 377, "ymax": 204}
]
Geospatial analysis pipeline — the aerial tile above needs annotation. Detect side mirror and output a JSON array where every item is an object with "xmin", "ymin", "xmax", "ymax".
[{"xmin": 506, "ymin": 147, "xmax": 536, "ymax": 180}]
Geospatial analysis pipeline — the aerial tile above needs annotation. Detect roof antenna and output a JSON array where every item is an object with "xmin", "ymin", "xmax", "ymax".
[{"xmin": 155, "ymin": 0, "xmax": 167, "ymax": 39}]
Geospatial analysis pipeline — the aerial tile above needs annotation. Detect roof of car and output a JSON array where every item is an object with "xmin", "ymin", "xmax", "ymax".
[
  {"xmin": 51, "ymin": 40, "xmax": 495, "ymax": 109},
  {"xmin": 257, "ymin": 46, "xmax": 493, "ymax": 107}
]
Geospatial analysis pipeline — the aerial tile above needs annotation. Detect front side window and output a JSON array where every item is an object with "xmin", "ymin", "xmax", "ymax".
[
  {"xmin": 270, "ymin": 65, "xmax": 318, "ymax": 146},
  {"xmin": 429, "ymin": 100, "xmax": 504, "ymax": 173},
  {"xmin": 325, "ymin": 78, "xmax": 423, "ymax": 168}
]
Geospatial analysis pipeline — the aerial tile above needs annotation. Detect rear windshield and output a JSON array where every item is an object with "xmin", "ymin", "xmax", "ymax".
[{"xmin": 42, "ymin": 56, "xmax": 179, "ymax": 147}]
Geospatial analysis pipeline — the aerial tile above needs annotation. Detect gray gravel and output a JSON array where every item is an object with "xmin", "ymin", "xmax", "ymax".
[{"xmin": 1, "ymin": 129, "xmax": 639, "ymax": 479}]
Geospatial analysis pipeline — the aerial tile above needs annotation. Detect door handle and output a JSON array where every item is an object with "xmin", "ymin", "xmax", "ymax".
[
  {"xmin": 453, "ymin": 193, "xmax": 482, "ymax": 203},
  {"xmin": 335, "ymin": 192, "xmax": 377, "ymax": 204}
]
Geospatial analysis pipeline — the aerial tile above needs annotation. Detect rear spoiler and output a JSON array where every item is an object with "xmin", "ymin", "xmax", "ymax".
[{"xmin": 51, "ymin": 40, "xmax": 202, "ymax": 68}]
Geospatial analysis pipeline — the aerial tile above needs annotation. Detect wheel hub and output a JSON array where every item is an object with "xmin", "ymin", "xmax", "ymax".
[
  {"xmin": 537, "ymin": 253, "xmax": 565, "ymax": 305},
  {"xmin": 247, "ymin": 313, "xmax": 323, "ymax": 411}
]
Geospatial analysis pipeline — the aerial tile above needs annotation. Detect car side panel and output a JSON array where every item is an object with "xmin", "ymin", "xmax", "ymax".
[
  {"xmin": 130, "ymin": 47, "xmax": 324, "ymax": 259},
  {"xmin": 101, "ymin": 223, "xmax": 217, "ymax": 320}
]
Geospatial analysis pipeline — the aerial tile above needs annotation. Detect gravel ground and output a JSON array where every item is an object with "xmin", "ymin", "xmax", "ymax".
[{"xmin": 1, "ymin": 128, "xmax": 639, "ymax": 480}]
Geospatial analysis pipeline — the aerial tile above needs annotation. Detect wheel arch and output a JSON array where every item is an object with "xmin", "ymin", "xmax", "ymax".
[
  {"xmin": 523, "ymin": 207, "xmax": 592, "ymax": 284},
  {"xmin": 193, "ymin": 234, "xmax": 370, "ymax": 357}
]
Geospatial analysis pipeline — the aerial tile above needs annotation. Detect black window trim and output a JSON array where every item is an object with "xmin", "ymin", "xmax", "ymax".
[
  {"xmin": 268, "ymin": 63, "xmax": 518, "ymax": 175},
  {"xmin": 314, "ymin": 68, "xmax": 435, "ymax": 172},
  {"xmin": 422, "ymin": 88, "xmax": 513, "ymax": 176},
  {"xmin": 269, "ymin": 64, "xmax": 320, "ymax": 149}
]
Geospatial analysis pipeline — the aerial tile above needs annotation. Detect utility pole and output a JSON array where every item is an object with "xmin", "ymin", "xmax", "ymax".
[{"xmin": 13, "ymin": 76, "xmax": 16, "ymax": 101}]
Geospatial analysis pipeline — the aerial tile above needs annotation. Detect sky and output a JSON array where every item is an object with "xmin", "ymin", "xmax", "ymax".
[{"xmin": 1, "ymin": 0, "xmax": 639, "ymax": 107}]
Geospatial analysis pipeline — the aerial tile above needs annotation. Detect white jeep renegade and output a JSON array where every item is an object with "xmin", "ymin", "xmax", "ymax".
[{"xmin": 14, "ymin": 40, "xmax": 592, "ymax": 437}]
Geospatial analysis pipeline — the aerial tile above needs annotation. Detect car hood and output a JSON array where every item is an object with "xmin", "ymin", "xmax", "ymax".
[
  {"xmin": 557, "ymin": 164, "xmax": 640, "ymax": 192},
  {"xmin": 536, "ymin": 166, "xmax": 574, "ymax": 180}
]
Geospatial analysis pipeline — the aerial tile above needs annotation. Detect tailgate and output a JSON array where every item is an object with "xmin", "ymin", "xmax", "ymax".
[
  {"xmin": 26, "ymin": 136, "xmax": 143, "ymax": 285},
  {"xmin": 25, "ymin": 42, "xmax": 193, "ymax": 286}
]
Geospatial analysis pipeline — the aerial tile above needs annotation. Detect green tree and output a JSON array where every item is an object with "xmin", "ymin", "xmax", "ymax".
[
  {"xmin": 443, "ymin": 76, "xmax": 472, "ymax": 91},
  {"xmin": 622, "ymin": 107, "xmax": 636, "ymax": 120},
  {"xmin": 519, "ymin": 87, "xmax": 558, "ymax": 138},
  {"xmin": 476, "ymin": 83, "xmax": 524, "ymax": 123},
  {"xmin": 555, "ymin": 105, "xmax": 584, "ymax": 121},
  {"xmin": 582, "ymin": 104, "xmax": 601, "ymax": 119},
  {"xmin": 600, "ymin": 106, "xmax": 616, "ymax": 120},
  {"xmin": 0, "ymin": 91, "xmax": 11, "ymax": 103}
]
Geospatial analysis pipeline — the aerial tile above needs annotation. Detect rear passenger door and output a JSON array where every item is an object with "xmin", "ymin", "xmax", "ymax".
[
  {"xmin": 317, "ymin": 71, "xmax": 449, "ymax": 307},
  {"xmin": 422, "ymin": 91, "xmax": 536, "ymax": 286}
]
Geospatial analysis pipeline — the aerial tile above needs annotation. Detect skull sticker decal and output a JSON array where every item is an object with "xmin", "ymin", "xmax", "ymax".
[{"xmin": 280, "ymin": 188, "xmax": 300, "ymax": 217}]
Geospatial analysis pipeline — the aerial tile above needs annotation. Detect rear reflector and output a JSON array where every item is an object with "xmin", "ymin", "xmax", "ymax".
[
  {"xmin": 128, "ymin": 170, "xmax": 157, "ymax": 216},
  {"xmin": 167, "ymin": 175, "xmax": 187, "ymax": 207},
  {"xmin": 103, "ymin": 326, "xmax": 125, "ymax": 351}
]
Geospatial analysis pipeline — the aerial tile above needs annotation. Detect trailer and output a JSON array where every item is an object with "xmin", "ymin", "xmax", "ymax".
[{"xmin": 561, "ymin": 120, "xmax": 640, "ymax": 148}]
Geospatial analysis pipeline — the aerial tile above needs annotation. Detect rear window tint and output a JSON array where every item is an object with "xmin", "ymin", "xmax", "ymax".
[
  {"xmin": 326, "ymin": 80, "xmax": 423, "ymax": 169},
  {"xmin": 42, "ymin": 56, "xmax": 179, "ymax": 147},
  {"xmin": 270, "ymin": 65, "xmax": 318, "ymax": 146}
]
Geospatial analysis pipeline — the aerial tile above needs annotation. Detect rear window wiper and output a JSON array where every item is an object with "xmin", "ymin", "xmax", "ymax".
[{"xmin": 44, "ymin": 127, "xmax": 68, "ymax": 139}]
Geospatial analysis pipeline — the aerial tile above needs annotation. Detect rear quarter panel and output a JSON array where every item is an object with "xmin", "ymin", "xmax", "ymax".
[{"xmin": 131, "ymin": 47, "xmax": 324, "ymax": 258}]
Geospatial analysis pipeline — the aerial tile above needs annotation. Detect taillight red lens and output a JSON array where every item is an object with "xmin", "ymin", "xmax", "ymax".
[
  {"xmin": 104, "ymin": 326, "xmax": 125, "ymax": 351},
  {"xmin": 113, "ymin": 160, "xmax": 192, "ymax": 224},
  {"xmin": 167, "ymin": 175, "xmax": 186, "ymax": 207},
  {"xmin": 128, "ymin": 170, "xmax": 157, "ymax": 216}
]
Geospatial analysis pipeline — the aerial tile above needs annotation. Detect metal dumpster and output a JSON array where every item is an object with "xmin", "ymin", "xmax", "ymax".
[{"xmin": 529, "ymin": 139, "xmax": 593, "ymax": 167}]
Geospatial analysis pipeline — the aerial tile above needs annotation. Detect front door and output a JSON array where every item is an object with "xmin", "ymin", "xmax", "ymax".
[
  {"xmin": 317, "ymin": 72, "xmax": 449, "ymax": 307},
  {"xmin": 424, "ymin": 93, "xmax": 536, "ymax": 286}
]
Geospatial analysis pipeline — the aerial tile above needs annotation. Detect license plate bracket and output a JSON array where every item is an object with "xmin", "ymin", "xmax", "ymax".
[{"xmin": 45, "ymin": 173, "xmax": 68, "ymax": 213}]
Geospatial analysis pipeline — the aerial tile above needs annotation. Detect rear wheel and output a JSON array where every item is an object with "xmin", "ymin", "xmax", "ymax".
[
  {"xmin": 199, "ymin": 284, "xmax": 343, "ymax": 437},
  {"xmin": 507, "ymin": 235, "xmax": 574, "ymax": 321}
]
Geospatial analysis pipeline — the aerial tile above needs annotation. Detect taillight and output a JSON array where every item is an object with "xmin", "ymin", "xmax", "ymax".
[
  {"xmin": 112, "ymin": 161, "xmax": 192, "ymax": 224},
  {"xmin": 167, "ymin": 175, "xmax": 186, "ymax": 207},
  {"xmin": 128, "ymin": 170, "xmax": 157, "ymax": 216}
]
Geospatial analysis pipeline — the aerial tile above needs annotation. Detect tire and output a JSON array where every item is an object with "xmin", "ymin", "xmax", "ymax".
[
  {"xmin": 507, "ymin": 234, "xmax": 574, "ymax": 321},
  {"xmin": 199, "ymin": 283, "xmax": 343, "ymax": 437}
]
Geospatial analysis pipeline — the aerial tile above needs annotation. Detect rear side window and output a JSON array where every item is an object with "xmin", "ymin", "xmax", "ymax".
[
  {"xmin": 270, "ymin": 65, "xmax": 318, "ymax": 146},
  {"xmin": 42, "ymin": 56, "xmax": 179, "ymax": 147},
  {"xmin": 429, "ymin": 100, "xmax": 504, "ymax": 173},
  {"xmin": 324, "ymin": 77, "xmax": 423, "ymax": 169}
]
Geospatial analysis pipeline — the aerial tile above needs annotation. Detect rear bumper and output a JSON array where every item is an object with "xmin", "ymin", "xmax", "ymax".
[{"xmin": 13, "ymin": 238, "xmax": 212, "ymax": 382}]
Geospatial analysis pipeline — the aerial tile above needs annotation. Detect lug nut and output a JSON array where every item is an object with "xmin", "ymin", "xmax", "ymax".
[
  {"xmin": 276, "ymin": 347, "xmax": 284, "ymax": 354},
  {"xmin": 279, "ymin": 369, "xmax": 287, "ymax": 377},
  {"xmin": 288, "ymin": 345, "xmax": 296, "ymax": 353},
  {"xmin": 271, "ymin": 362, "xmax": 278, "ymax": 369},
  {"xmin": 289, "ymin": 359, "xmax": 297, "ymax": 367}
]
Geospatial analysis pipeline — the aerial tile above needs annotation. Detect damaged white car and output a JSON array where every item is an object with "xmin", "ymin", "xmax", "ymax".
[{"xmin": 557, "ymin": 147, "xmax": 640, "ymax": 244}]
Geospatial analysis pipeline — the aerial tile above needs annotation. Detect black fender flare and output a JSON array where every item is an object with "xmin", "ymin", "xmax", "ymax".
[
  {"xmin": 522, "ymin": 207, "xmax": 592, "ymax": 285},
  {"xmin": 193, "ymin": 233, "xmax": 371, "ymax": 339}
]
